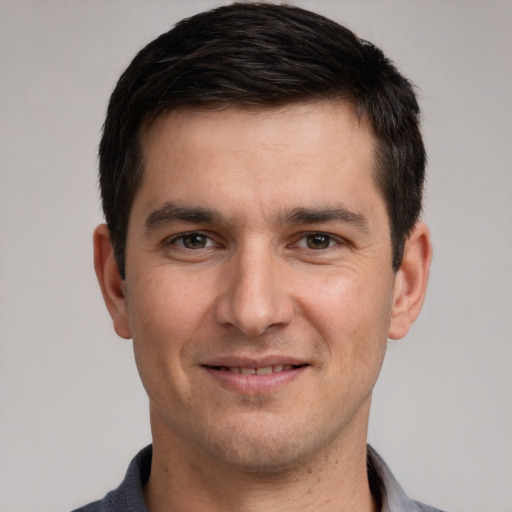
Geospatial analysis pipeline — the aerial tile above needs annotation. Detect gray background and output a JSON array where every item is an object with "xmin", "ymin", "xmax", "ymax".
[{"xmin": 0, "ymin": 1, "xmax": 511, "ymax": 511}]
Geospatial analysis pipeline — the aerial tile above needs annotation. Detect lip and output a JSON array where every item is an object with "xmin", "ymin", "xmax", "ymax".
[
  {"xmin": 202, "ymin": 355, "xmax": 308, "ymax": 368},
  {"xmin": 201, "ymin": 355, "xmax": 309, "ymax": 395}
]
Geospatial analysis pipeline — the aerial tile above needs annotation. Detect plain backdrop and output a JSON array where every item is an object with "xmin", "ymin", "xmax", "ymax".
[{"xmin": 0, "ymin": 1, "xmax": 511, "ymax": 511}]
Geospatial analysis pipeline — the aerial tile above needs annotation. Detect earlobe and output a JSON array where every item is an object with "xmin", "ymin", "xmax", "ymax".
[
  {"xmin": 388, "ymin": 222, "xmax": 432, "ymax": 340},
  {"xmin": 93, "ymin": 224, "xmax": 132, "ymax": 339}
]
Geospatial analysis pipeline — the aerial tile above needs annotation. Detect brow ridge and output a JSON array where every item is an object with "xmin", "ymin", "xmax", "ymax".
[
  {"xmin": 144, "ymin": 202, "xmax": 369, "ymax": 233},
  {"xmin": 283, "ymin": 206, "xmax": 369, "ymax": 232},
  {"xmin": 145, "ymin": 202, "xmax": 222, "ymax": 229}
]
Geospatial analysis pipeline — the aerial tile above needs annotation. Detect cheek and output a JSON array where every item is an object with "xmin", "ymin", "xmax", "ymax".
[
  {"xmin": 126, "ymin": 276, "xmax": 209, "ymax": 412},
  {"xmin": 298, "ymin": 270, "xmax": 392, "ymax": 375},
  {"xmin": 303, "ymin": 271, "xmax": 392, "ymax": 333},
  {"xmin": 125, "ymin": 271, "xmax": 218, "ymax": 396},
  {"xmin": 127, "ymin": 271, "xmax": 214, "ymax": 341}
]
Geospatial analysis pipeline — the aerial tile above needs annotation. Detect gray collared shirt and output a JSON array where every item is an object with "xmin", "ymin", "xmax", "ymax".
[{"xmin": 72, "ymin": 445, "xmax": 447, "ymax": 512}]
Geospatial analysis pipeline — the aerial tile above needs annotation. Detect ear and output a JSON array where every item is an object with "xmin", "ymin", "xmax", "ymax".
[
  {"xmin": 93, "ymin": 224, "xmax": 132, "ymax": 339},
  {"xmin": 388, "ymin": 222, "xmax": 432, "ymax": 340}
]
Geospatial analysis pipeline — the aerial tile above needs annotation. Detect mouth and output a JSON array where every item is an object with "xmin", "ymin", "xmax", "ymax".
[
  {"xmin": 204, "ymin": 364, "xmax": 306, "ymax": 375},
  {"xmin": 201, "ymin": 360, "xmax": 309, "ymax": 394}
]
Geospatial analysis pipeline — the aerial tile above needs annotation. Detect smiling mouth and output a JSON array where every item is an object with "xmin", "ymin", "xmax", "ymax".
[{"xmin": 205, "ymin": 364, "xmax": 306, "ymax": 375}]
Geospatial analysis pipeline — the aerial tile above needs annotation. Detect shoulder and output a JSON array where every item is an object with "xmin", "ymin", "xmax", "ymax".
[
  {"xmin": 411, "ymin": 500, "xmax": 449, "ymax": 512},
  {"xmin": 367, "ymin": 446, "xmax": 449, "ymax": 512},
  {"xmin": 71, "ymin": 501, "xmax": 102, "ymax": 512},
  {"xmin": 69, "ymin": 445, "xmax": 152, "ymax": 512}
]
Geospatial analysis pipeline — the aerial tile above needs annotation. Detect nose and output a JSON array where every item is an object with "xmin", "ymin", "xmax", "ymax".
[{"xmin": 214, "ymin": 244, "xmax": 294, "ymax": 336}]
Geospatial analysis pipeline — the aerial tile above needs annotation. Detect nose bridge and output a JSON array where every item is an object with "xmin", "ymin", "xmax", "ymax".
[{"xmin": 215, "ymin": 239, "xmax": 292, "ymax": 336}]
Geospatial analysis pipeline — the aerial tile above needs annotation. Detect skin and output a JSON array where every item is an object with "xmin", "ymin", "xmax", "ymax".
[{"xmin": 94, "ymin": 101, "xmax": 432, "ymax": 512}]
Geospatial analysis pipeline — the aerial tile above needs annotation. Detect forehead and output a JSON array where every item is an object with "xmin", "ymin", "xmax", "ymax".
[
  {"xmin": 134, "ymin": 101, "xmax": 382, "ymax": 224},
  {"xmin": 142, "ymin": 100, "xmax": 371, "ymax": 146}
]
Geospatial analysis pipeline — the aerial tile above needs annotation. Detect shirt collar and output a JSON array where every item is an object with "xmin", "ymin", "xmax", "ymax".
[
  {"xmin": 367, "ymin": 445, "xmax": 437, "ymax": 512},
  {"xmin": 104, "ymin": 444, "xmax": 429, "ymax": 512}
]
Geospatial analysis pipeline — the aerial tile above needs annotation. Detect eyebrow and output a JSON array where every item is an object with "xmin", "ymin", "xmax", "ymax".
[
  {"xmin": 145, "ymin": 202, "xmax": 224, "ymax": 230},
  {"xmin": 283, "ymin": 206, "xmax": 370, "ymax": 233},
  {"xmin": 144, "ymin": 202, "xmax": 370, "ymax": 233}
]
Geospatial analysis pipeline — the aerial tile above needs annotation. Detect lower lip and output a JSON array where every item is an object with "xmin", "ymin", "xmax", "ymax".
[{"xmin": 202, "ymin": 366, "xmax": 307, "ymax": 394}]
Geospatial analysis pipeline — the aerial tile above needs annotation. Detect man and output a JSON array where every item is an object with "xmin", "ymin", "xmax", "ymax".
[{"xmin": 77, "ymin": 3, "xmax": 440, "ymax": 511}]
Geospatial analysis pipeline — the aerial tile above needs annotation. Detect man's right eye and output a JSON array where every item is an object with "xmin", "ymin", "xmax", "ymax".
[{"xmin": 171, "ymin": 232, "xmax": 215, "ymax": 249}]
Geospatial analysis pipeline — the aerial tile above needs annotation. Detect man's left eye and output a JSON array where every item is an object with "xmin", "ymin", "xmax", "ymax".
[
  {"xmin": 173, "ymin": 233, "xmax": 215, "ymax": 249},
  {"xmin": 296, "ymin": 233, "xmax": 338, "ymax": 250}
]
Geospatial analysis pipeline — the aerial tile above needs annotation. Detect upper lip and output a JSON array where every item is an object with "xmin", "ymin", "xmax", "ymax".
[{"xmin": 201, "ymin": 356, "xmax": 309, "ymax": 368}]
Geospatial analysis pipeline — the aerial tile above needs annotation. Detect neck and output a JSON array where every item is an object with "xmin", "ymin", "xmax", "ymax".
[{"xmin": 144, "ymin": 407, "xmax": 377, "ymax": 512}]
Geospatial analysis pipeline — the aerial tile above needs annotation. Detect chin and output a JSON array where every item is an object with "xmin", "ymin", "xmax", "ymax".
[
  {"xmin": 208, "ymin": 440, "xmax": 312, "ymax": 475},
  {"xmin": 196, "ymin": 414, "xmax": 337, "ymax": 475}
]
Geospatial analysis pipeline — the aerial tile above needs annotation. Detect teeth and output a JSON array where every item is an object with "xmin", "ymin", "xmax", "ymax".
[
  {"xmin": 225, "ymin": 365, "xmax": 296, "ymax": 374},
  {"xmin": 256, "ymin": 366, "xmax": 273, "ymax": 375}
]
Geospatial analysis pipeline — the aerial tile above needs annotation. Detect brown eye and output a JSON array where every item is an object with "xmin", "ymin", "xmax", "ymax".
[
  {"xmin": 306, "ymin": 234, "xmax": 332, "ymax": 249},
  {"xmin": 179, "ymin": 233, "xmax": 210, "ymax": 249}
]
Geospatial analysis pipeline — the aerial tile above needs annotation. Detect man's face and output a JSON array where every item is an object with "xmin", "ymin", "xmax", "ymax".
[{"xmin": 119, "ymin": 102, "xmax": 399, "ymax": 471}]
